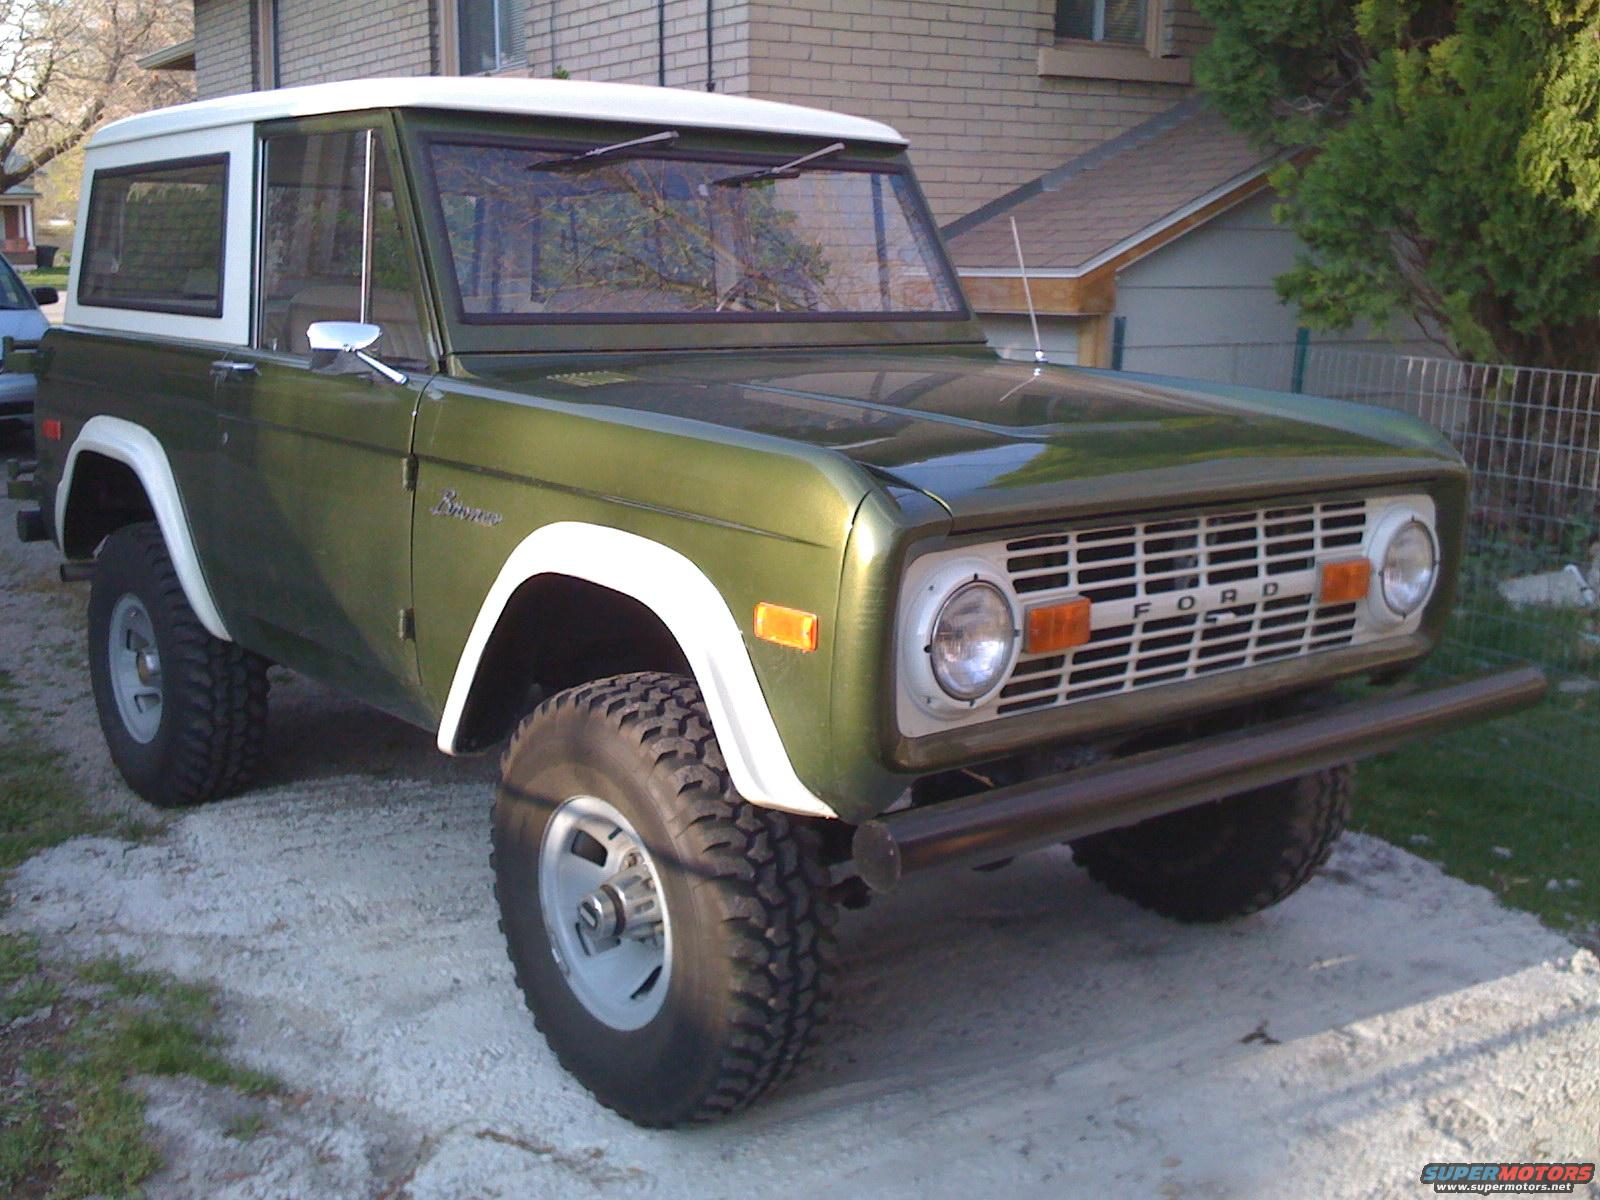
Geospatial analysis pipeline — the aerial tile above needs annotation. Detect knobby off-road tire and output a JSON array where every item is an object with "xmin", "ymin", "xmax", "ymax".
[
  {"xmin": 1069, "ymin": 766, "xmax": 1353, "ymax": 923},
  {"xmin": 492, "ymin": 671, "xmax": 836, "ymax": 1127},
  {"xmin": 87, "ymin": 522, "xmax": 269, "ymax": 808}
]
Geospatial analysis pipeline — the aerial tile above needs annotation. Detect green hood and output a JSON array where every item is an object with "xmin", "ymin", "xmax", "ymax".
[{"xmin": 459, "ymin": 348, "xmax": 1465, "ymax": 530}]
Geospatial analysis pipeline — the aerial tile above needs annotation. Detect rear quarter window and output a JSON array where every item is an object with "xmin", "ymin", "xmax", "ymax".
[{"xmin": 78, "ymin": 155, "xmax": 228, "ymax": 317}]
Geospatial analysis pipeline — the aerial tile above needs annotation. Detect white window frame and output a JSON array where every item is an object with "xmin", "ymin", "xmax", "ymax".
[{"xmin": 66, "ymin": 127, "xmax": 255, "ymax": 345}]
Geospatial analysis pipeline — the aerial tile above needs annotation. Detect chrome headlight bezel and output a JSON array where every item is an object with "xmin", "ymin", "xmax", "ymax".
[
  {"xmin": 1367, "ymin": 506, "xmax": 1440, "ymax": 624},
  {"xmin": 900, "ymin": 562, "xmax": 1020, "ymax": 715}
]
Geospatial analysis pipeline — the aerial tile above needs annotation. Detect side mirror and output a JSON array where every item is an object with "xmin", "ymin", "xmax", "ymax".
[
  {"xmin": 307, "ymin": 320, "xmax": 383, "ymax": 354},
  {"xmin": 305, "ymin": 321, "xmax": 407, "ymax": 385},
  {"xmin": 30, "ymin": 286, "xmax": 58, "ymax": 307}
]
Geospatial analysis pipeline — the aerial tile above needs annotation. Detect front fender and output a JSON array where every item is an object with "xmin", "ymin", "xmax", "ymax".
[{"xmin": 436, "ymin": 521, "xmax": 839, "ymax": 820}]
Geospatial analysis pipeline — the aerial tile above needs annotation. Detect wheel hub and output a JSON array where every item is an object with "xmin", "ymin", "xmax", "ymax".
[
  {"xmin": 538, "ymin": 794, "xmax": 673, "ymax": 1031},
  {"xmin": 575, "ymin": 854, "xmax": 663, "ymax": 944},
  {"xmin": 107, "ymin": 593, "xmax": 163, "ymax": 745}
]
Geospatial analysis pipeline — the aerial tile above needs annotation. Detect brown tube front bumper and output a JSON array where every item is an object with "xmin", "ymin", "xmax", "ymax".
[{"xmin": 851, "ymin": 666, "xmax": 1548, "ymax": 893}]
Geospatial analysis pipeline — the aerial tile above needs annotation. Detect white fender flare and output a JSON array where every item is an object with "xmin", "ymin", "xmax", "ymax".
[
  {"xmin": 57, "ymin": 415, "xmax": 232, "ymax": 642},
  {"xmin": 437, "ymin": 522, "xmax": 838, "ymax": 820}
]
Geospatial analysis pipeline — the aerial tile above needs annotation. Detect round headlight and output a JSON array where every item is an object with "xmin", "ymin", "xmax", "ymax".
[
  {"xmin": 1379, "ymin": 519, "xmax": 1438, "ymax": 616},
  {"xmin": 929, "ymin": 581, "xmax": 1015, "ymax": 701}
]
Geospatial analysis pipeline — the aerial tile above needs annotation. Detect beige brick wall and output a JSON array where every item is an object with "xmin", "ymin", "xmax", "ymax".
[
  {"xmin": 195, "ymin": 0, "xmax": 255, "ymax": 98},
  {"xmin": 1167, "ymin": 0, "xmax": 1210, "ymax": 58},
  {"xmin": 192, "ymin": 0, "xmax": 1210, "ymax": 224},
  {"xmin": 745, "ymin": 0, "xmax": 1203, "ymax": 223},
  {"xmin": 276, "ymin": 0, "xmax": 434, "ymax": 87},
  {"xmin": 524, "ymin": 0, "xmax": 750, "ymax": 95}
]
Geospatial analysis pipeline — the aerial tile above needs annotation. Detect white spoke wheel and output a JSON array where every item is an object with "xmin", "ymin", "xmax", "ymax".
[
  {"xmin": 87, "ymin": 522, "xmax": 270, "ymax": 808},
  {"xmin": 492, "ymin": 672, "xmax": 835, "ymax": 1127},
  {"xmin": 538, "ymin": 794, "xmax": 672, "ymax": 1031}
]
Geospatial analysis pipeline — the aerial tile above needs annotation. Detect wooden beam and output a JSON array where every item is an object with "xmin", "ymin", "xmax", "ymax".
[
  {"xmin": 1078, "ymin": 313, "xmax": 1116, "ymax": 369},
  {"xmin": 959, "ymin": 268, "xmax": 1116, "ymax": 317}
]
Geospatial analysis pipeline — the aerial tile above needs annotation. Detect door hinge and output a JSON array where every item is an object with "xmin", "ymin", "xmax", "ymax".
[
  {"xmin": 401, "ymin": 454, "xmax": 418, "ymax": 492},
  {"xmin": 398, "ymin": 608, "xmax": 415, "ymax": 641}
]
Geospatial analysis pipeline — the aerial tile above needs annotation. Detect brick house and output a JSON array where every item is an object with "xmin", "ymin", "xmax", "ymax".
[{"xmin": 146, "ymin": 0, "xmax": 1416, "ymax": 374}]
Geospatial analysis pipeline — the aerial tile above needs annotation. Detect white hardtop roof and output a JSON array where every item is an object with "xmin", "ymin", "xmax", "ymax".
[{"xmin": 90, "ymin": 76, "xmax": 907, "ymax": 149}]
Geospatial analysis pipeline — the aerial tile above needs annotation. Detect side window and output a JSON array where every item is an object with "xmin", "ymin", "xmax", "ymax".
[
  {"xmin": 79, "ymin": 157, "xmax": 228, "ymax": 316},
  {"xmin": 257, "ymin": 130, "xmax": 428, "ymax": 364}
]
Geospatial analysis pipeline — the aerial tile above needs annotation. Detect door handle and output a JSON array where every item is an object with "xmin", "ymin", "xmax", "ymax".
[{"xmin": 210, "ymin": 360, "xmax": 256, "ymax": 380}]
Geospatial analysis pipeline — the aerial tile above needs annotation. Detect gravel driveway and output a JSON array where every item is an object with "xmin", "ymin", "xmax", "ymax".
[{"xmin": 1, "ymin": 488, "xmax": 1597, "ymax": 1199}]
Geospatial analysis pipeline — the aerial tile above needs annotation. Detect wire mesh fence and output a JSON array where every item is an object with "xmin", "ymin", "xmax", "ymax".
[{"xmin": 1127, "ymin": 342, "xmax": 1599, "ymax": 803}]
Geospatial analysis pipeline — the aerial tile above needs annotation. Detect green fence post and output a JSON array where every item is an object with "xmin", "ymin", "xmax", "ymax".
[{"xmin": 1291, "ymin": 327, "xmax": 1310, "ymax": 394}]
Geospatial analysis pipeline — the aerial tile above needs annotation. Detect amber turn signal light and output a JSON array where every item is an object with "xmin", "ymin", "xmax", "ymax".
[
  {"xmin": 754, "ymin": 602, "xmax": 819, "ymax": 652},
  {"xmin": 1319, "ymin": 558, "xmax": 1372, "ymax": 605},
  {"xmin": 1024, "ymin": 597, "xmax": 1092, "ymax": 654}
]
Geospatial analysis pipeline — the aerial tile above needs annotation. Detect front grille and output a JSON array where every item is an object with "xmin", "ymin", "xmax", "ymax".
[{"xmin": 995, "ymin": 499, "xmax": 1372, "ymax": 717}]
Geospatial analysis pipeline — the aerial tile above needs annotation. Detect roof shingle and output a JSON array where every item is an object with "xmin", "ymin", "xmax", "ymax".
[{"xmin": 944, "ymin": 98, "xmax": 1278, "ymax": 274}]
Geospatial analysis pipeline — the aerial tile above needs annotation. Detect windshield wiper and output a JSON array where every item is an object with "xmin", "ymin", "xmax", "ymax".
[
  {"xmin": 526, "ymin": 129, "xmax": 680, "ymax": 171},
  {"xmin": 714, "ymin": 141, "xmax": 846, "ymax": 187}
]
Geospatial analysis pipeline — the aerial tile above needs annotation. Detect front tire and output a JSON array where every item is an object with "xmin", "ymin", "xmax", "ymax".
[
  {"xmin": 492, "ymin": 672, "xmax": 835, "ymax": 1127},
  {"xmin": 87, "ymin": 522, "xmax": 269, "ymax": 808},
  {"xmin": 1069, "ymin": 766, "xmax": 1352, "ymax": 922}
]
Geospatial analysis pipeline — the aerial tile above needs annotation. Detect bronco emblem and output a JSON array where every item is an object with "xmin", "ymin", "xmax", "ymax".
[{"xmin": 429, "ymin": 489, "xmax": 503, "ymax": 527}]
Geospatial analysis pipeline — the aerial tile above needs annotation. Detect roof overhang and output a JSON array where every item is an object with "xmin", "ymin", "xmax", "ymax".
[
  {"xmin": 955, "ymin": 161, "xmax": 1288, "ymax": 317},
  {"xmin": 137, "ymin": 39, "xmax": 196, "ymax": 71}
]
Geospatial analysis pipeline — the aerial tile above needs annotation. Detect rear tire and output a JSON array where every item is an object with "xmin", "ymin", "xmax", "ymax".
[
  {"xmin": 1069, "ymin": 766, "xmax": 1352, "ymax": 922},
  {"xmin": 87, "ymin": 522, "xmax": 269, "ymax": 807},
  {"xmin": 492, "ymin": 671, "xmax": 835, "ymax": 1127}
]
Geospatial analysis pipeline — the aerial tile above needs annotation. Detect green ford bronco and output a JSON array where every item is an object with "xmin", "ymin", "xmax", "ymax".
[{"xmin": 9, "ymin": 78, "xmax": 1544, "ymax": 1126}]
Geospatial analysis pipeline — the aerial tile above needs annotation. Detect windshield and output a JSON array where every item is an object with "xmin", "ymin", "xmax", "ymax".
[
  {"xmin": 426, "ymin": 140, "xmax": 965, "ymax": 322},
  {"xmin": 0, "ymin": 256, "xmax": 32, "ymax": 310}
]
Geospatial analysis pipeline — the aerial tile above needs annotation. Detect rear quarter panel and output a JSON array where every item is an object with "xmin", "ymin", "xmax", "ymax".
[{"xmin": 33, "ymin": 328, "xmax": 222, "ymax": 558}]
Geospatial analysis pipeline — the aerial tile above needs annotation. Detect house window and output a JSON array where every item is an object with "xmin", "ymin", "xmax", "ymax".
[
  {"xmin": 458, "ymin": 0, "xmax": 527, "ymax": 74},
  {"xmin": 1055, "ymin": 0, "xmax": 1148, "ymax": 45}
]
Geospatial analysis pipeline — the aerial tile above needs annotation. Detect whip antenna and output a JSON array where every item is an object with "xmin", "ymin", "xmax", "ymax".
[{"xmin": 1010, "ymin": 216, "xmax": 1046, "ymax": 367}]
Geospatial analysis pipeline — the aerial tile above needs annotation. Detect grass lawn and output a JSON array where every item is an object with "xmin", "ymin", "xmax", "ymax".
[
  {"xmin": 0, "ymin": 672, "xmax": 278, "ymax": 1199},
  {"xmin": 1354, "ymin": 687, "xmax": 1599, "ymax": 949},
  {"xmin": 18, "ymin": 267, "xmax": 66, "ymax": 294}
]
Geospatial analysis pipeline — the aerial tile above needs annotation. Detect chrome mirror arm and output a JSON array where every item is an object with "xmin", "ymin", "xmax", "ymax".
[{"xmin": 352, "ymin": 349, "xmax": 408, "ymax": 386}]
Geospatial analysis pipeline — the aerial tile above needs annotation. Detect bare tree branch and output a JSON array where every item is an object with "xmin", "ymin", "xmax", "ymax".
[{"xmin": 0, "ymin": 0, "xmax": 191, "ymax": 193}]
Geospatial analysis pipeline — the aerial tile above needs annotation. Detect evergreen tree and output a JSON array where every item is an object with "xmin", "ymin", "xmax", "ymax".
[{"xmin": 1196, "ymin": 0, "xmax": 1600, "ymax": 368}]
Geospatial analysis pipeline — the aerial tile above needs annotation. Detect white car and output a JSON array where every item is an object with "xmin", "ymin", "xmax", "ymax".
[{"xmin": 0, "ymin": 254, "xmax": 53, "ymax": 431}]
